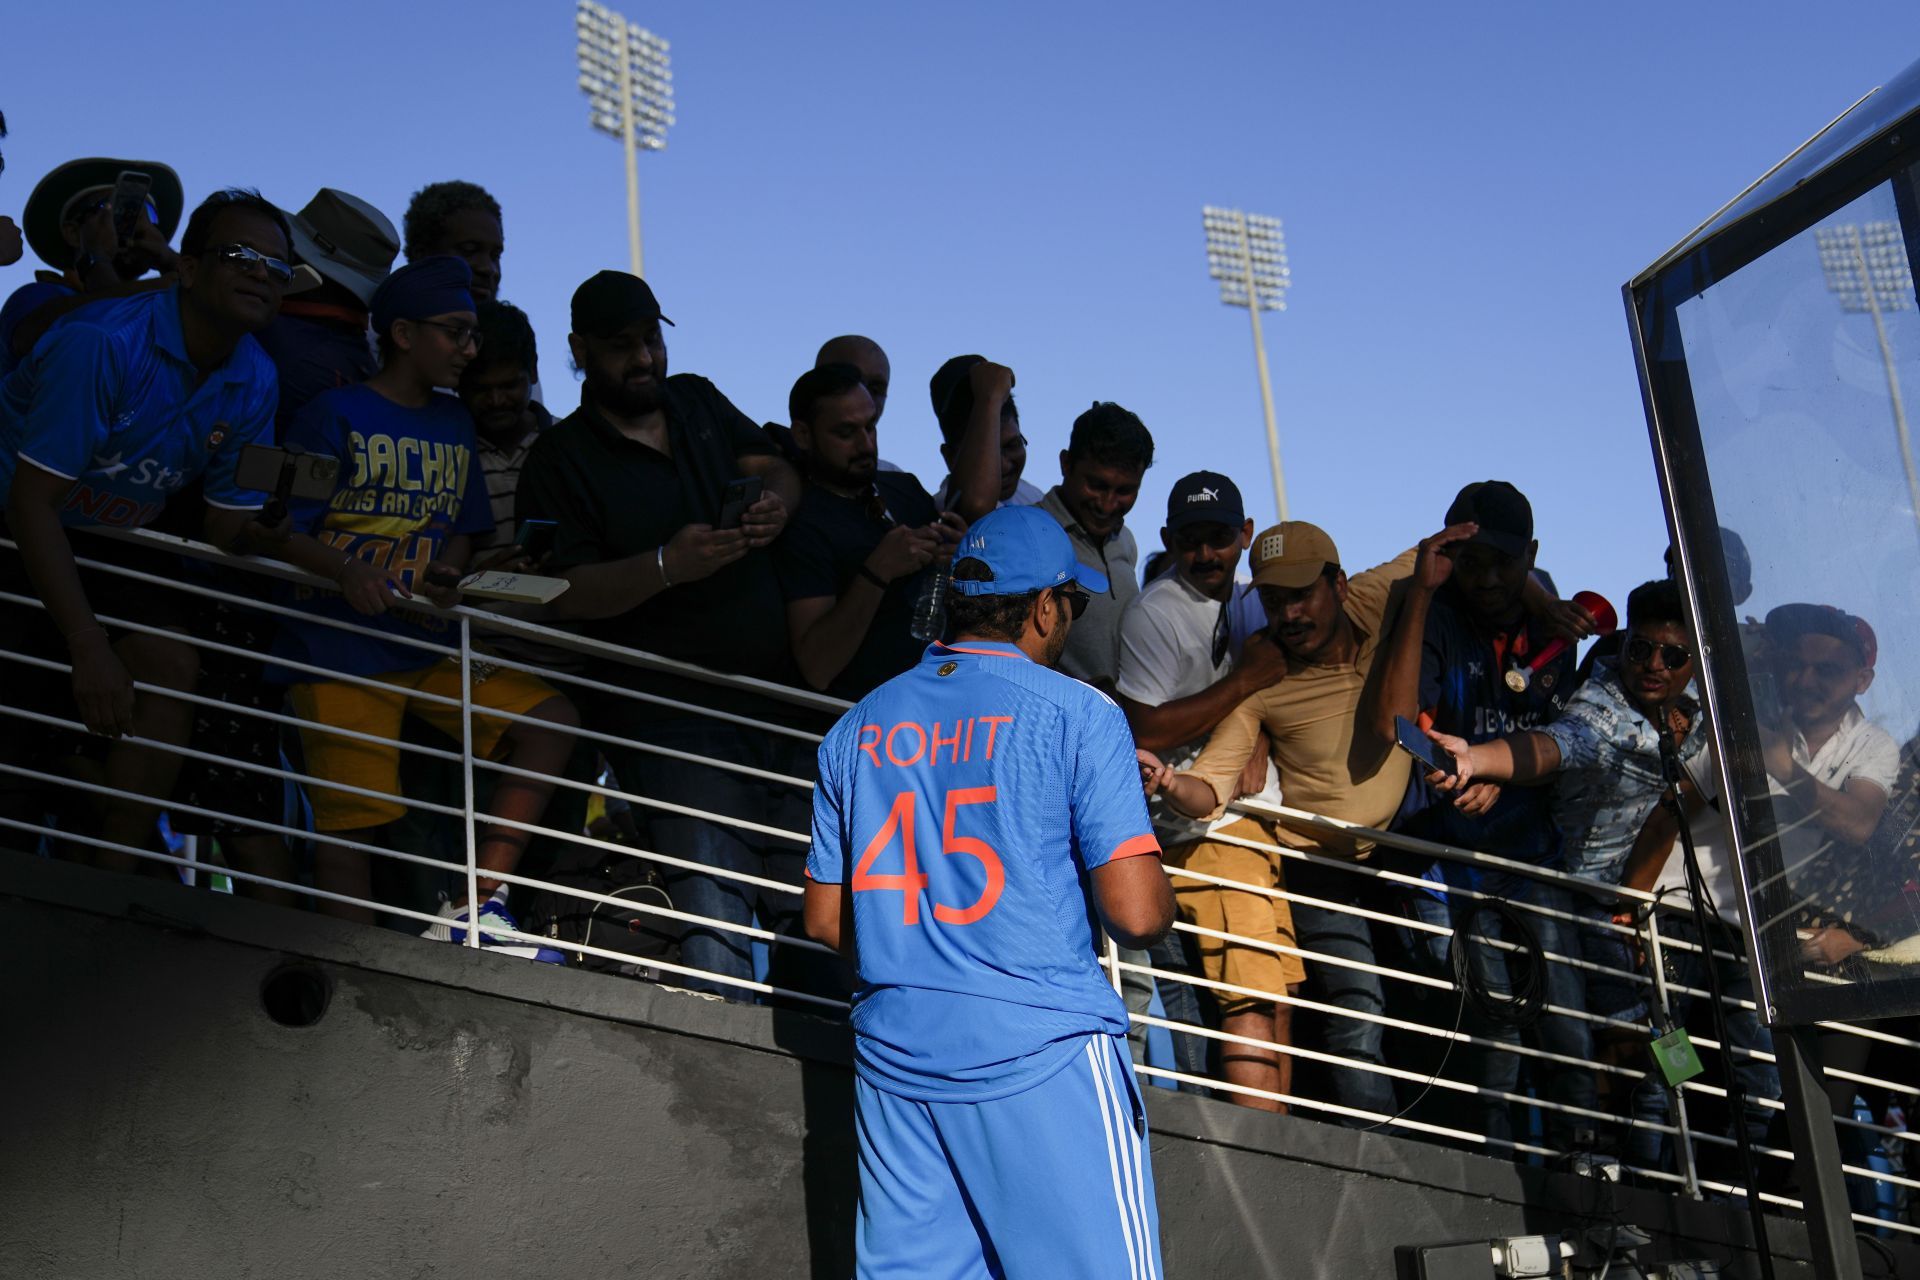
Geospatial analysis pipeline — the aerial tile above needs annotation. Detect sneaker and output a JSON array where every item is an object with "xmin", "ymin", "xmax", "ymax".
[{"xmin": 422, "ymin": 899, "xmax": 567, "ymax": 965}]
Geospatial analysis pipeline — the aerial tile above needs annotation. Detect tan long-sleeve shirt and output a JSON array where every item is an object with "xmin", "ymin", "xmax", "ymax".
[{"xmin": 1183, "ymin": 548, "xmax": 1418, "ymax": 859}]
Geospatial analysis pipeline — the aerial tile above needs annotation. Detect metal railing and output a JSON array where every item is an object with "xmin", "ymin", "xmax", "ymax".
[{"xmin": 1, "ymin": 526, "xmax": 1914, "ymax": 1238}]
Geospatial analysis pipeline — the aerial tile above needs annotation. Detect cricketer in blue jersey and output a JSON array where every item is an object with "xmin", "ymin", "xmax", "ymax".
[{"xmin": 806, "ymin": 504, "xmax": 1176, "ymax": 1280}]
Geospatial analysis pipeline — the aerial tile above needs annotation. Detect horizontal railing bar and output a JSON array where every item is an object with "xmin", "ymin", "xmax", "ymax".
[
  {"xmin": 1115, "ymin": 958, "xmax": 1656, "ymax": 1081},
  {"xmin": 0, "ymin": 646, "xmax": 468, "ymax": 764},
  {"xmin": 483, "ymin": 866, "xmax": 836, "ymax": 956},
  {"xmin": 0, "ymin": 705, "xmax": 467, "ymax": 820},
  {"xmin": 1123, "ymin": 1011, "xmax": 1678, "ymax": 1137},
  {"xmin": 82, "ymin": 526, "xmax": 850, "ymax": 715}
]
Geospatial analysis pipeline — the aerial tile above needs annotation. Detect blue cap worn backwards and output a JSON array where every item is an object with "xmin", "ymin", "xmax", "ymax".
[
  {"xmin": 951, "ymin": 505, "xmax": 1109, "ymax": 597},
  {"xmin": 371, "ymin": 254, "xmax": 474, "ymax": 338}
]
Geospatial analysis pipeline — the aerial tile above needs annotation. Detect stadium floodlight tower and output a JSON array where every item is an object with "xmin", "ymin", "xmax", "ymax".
[
  {"xmin": 575, "ymin": 0, "xmax": 675, "ymax": 278},
  {"xmin": 1203, "ymin": 205, "xmax": 1292, "ymax": 521},
  {"xmin": 1817, "ymin": 220, "xmax": 1920, "ymax": 546}
]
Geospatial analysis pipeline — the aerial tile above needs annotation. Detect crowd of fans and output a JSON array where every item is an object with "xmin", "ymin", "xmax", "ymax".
[{"xmin": 2, "ymin": 156, "xmax": 1916, "ymax": 1193}]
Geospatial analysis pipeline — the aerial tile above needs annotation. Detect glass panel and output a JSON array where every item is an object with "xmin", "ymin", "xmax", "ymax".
[{"xmin": 1672, "ymin": 173, "xmax": 1920, "ymax": 1015}]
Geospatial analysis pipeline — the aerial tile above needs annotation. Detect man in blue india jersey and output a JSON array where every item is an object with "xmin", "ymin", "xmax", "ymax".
[{"xmin": 805, "ymin": 503, "xmax": 1175, "ymax": 1279}]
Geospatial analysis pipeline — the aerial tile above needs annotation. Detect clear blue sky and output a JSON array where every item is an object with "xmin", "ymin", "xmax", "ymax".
[{"xmin": 5, "ymin": 1, "xmax": 1918, "ymax": 623}]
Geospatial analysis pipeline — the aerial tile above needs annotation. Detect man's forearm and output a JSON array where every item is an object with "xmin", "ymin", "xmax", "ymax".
[
  {"xmin": 1363, "ymin": 582, "xmax": 1433, "ymax": 747},
  {"xmin": 1162, "ymin": 772, "xmax": 1223, "ymax": 820},
  {"xmin": 792, "ymin": 585, "xmax": 885, "ymax": 691},
  {"xmin": 9, "ymin": 498, "xmax": 98, "ymax": 641},
  {"xmin": 1124, "ymin": 673, "xmax": 1260, "ymax": 754},
  {"xmin": 550, "ymin": 552, "xmax": 669, "ymax": 621},
  {"xmin": 741, "ymin": 453, "xmax": 803, "ymax": 511},
  {"xmin": 1791, "ymin": 769, "xmax": 1886, "ymax": 846},
  {"xmin": 1466, "ymin": 732, "xmax": 1561, "ymax": 784},
  {"xmin": 949, "ymin": 398, "xmax": 1003, "ymax": 523}
]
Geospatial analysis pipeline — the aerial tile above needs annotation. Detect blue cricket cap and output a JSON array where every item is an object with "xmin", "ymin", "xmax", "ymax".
[{"xmin": 951, "ymin": 505, "xmax": 1109, "ymax": 596}]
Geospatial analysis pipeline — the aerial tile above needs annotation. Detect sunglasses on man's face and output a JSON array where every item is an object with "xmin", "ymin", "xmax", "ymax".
[
  {"xmin": 1056, "ymin": 584, "xmax": 1090, "ymax": 621},
  {"xmin": 1625, "ymin": 636, "xmax": 1693, "ymax": 670},
  {"xmin": 206, "ymin": 242, "xmax": 295, "ymax": 286}
]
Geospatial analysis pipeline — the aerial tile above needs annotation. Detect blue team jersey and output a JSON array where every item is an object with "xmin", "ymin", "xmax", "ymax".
[
  {"xmin": 274, "ymin": 384, "xmax": 493, "ymax": 678},
  {"xmin": 0, "ymin": 285, "xmax": 275, "ymax": 526},
  {"xmin": 810, "ymin": 640, "xmax": 1161, "ymax": 1103}
]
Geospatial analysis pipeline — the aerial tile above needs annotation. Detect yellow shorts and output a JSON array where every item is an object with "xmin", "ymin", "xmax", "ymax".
[
  {"xmin": 290, "ymin": 662, "xmax": 561, "ymax": 832},
  {"xmin": 1166, "ymin": 816, "xmax": 1306, "ymax": 1013}
]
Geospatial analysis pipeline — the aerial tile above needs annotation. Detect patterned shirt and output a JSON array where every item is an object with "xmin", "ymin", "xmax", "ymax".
[
  {"xmin": 475, "ymin": 403, "xmax": 551, "ymax": 550},
  {"xmin": 1540, "ymin": 658, "xmax": 1705, "ymax": 890}
]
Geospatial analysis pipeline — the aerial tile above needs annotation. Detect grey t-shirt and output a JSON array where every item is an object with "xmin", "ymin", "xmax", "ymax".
[{"xmin": 1038, "ymin": 487, "xmax": 1138, "ymax": 686}]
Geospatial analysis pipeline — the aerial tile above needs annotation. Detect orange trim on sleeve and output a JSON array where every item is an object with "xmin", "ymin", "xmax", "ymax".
[{"xmin": 1108, "ymin": 833, "xmax": 1162, "ymax": 862}]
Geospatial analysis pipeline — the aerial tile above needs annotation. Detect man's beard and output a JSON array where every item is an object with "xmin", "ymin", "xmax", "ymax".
[{"xmin": 587, "ymin": 369, "xmax": 663, "ymax": 417}]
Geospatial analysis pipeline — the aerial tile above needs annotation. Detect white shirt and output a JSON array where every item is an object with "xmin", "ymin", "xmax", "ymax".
[
  {"xmin": 933, "ymin": 474, "xmax": 1044, "ymax": 512},
  {"xmin": 1658, "ymin": 706, "xmax": 1899, "ymax": 923},
  {"xmin": 1116, "ymin": 573, "xmax": 1280, "ymax": 844}
]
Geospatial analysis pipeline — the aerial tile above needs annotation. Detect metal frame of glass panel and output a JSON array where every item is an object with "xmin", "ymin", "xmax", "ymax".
[{"xmin": 1628, "ymin": 73, "xmax": 1920, "ymax": 1030}]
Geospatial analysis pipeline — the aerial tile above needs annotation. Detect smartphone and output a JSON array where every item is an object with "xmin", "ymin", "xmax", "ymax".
[
  {"xmin": 110, "ymin": 170, "xmax": 153, "ymax": 246},
  {"xmin": 1393, "ymin": 715, "xmax": 1457, "ymax": 778},
  {"xmin": 234, "ymin": 444, "xmax": 340, "ymax": 501},
  {"xmin": 717, "ymin": 476, "xmax": 764, "ymax": 531},
  {"xmin": 514, "ymin": 518, "xmax": 558, "ymax": 560}
]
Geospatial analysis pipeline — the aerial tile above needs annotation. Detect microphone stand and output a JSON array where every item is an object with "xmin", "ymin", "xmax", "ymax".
[{"xmin": 1658, "ymin": 710, "xmax": 1776, "ymax": 1280}]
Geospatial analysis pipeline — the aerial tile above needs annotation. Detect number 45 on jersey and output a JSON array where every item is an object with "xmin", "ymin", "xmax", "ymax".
[{"xmin": 853, "ymin": 787, "xmax": 1004, "ymax": 925}]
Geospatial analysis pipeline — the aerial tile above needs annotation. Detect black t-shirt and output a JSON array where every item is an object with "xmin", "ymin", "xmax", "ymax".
[
  {"xmin": 774, "ymin": 470, "xmax": 939, "ymax": 700},
  {"xmin": 516, "ymin": 375, "xmax": 794, "ymax": 723}
]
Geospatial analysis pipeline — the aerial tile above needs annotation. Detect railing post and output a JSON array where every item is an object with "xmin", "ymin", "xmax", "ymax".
[
  {"xmin": 459, "ymin": 617, "xmax": 480, "ymax": 947},
  {"xmin": 1644, "ymin": 907, "xmax": 1702, "ymax": 1197}
]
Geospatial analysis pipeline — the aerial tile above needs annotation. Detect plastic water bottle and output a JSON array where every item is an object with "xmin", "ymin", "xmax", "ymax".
[{"xmin": 910, "ymin": 563, "xmax": 950, "ymax": 642}]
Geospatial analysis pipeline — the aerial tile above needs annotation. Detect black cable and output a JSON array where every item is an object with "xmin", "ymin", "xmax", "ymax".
[
  {"xmin": 1658, "ymin": 707, "xmax": 1777, "ymax": 1280},
  {"xmin": 1360, "ymin": 960, "xmax": 1468, "ymax": 1134},
  {"xmin": 1360, "ymin": 895, "xmax": 1545, "ymax": 1134},
  {"xmin": 1453, "ymin": 899, "xmax": 1549, "ymax": 1029},
  {"xmin": 1856, "ymin": 1231, "xmax": 1898, "ymax": 1278}
]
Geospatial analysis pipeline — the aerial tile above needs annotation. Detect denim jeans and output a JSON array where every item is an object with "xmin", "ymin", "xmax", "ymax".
[
  {"xmin": 1116, "ymin": 932, "xmax": 1213, "ymax": 1091},
  {"xmin": 597, "ymin": 716, "xmax": 843, "ymax": 1005},
  {"xmin": 1402, "ymin": 874, "xmax": 1598, "ymax": 1150},
  {"xmin": 1288, "ymin": 859, "xmax": 1397, "ymax": 1121},
  {"xmin": 1626, "ymin": 914, "xmax": 1779, "ymax": 1172}
]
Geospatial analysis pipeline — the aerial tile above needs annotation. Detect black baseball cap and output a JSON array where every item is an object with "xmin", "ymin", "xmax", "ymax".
[
  {"xmin": 1166, "ymin": 471, "xmax": 1244, "ymax": 530},
  {"xmin": 570, "ymin": 270, "xmax": 674, "ymax": 337},
  {"xmin": 1445, "ymin": 480, "xmax": 1533, "ymax": 558}
]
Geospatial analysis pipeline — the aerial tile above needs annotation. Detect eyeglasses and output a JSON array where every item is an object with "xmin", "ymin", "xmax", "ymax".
[
  {"xmin": 1056, "ymin": 584, "xmax": 1090, "ymax": 621},
  {"xmin": 863, "ymin": 491, "xmax": 897, "ymax": 527},
  {"xmin": 206, "ymin": 242, "xmax": 295, "ymax": 285},
  {"xmin": 418, "ymin": 320, "xmax": 484, "ymax": 352},
  {"xmin": 1625, "ymin": 637, "xmax": 1693, "ymax": 670}
]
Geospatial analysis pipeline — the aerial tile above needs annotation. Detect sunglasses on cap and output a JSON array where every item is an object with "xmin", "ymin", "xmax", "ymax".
[
  {"xmin": 1056, "ymin": 584, "xmax": 1090, "ymax": 621},
  {"xmin": 206, "ymin": 242, "xmax": 295, "ymax": 286},
  {"xmin": 1625, "ymin": 637, "xmax": 1693, "ymax": 670}
]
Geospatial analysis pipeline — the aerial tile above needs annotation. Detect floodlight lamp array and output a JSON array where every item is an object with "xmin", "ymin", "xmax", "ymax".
[
  {"xmin": 1817, "ymin": 222, "xmax": 1915, "ymax": 313},
  {"xmin": 575, "ymin": 0, "xmax": 676, "ymax": 150},
  {"xmin": 1202, "ymin": 205, "xmax": 1290, "ymax": 311}
]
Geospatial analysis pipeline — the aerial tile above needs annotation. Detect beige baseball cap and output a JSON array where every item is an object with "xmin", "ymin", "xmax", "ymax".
[{"xmin": 1249, "ymin": 521, "xmax": 1341, "ymax": 590}]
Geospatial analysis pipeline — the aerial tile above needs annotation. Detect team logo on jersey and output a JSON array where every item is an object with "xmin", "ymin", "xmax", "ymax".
[
  {"xmin": 938, "ymin": 662, "xmax": 958, "ymax": 677},
  {"xmin": 205, "ymin": 422, "xmax": 228, "ymax": 451},
  {"xmin": 1539, "ymin": 672, "xmax": 1558, "ymax": 691}
]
